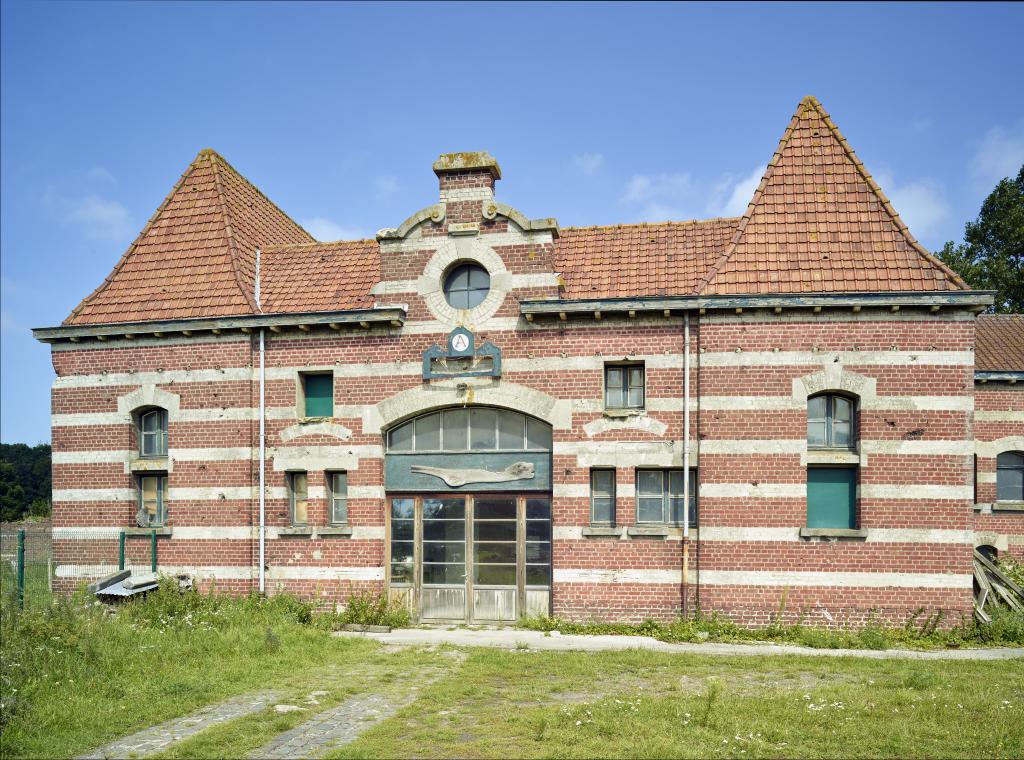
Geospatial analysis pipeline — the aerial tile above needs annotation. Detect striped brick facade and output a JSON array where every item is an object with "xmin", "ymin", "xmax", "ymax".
[{"xmin": 37, "ymin": 97, "xmax": 1023, "ymax": 627}]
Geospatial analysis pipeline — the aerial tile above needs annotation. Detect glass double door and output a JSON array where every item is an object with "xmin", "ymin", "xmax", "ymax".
[{"xmin": 388, "ymin": 494, "xmax": 551, "ymax": 622}]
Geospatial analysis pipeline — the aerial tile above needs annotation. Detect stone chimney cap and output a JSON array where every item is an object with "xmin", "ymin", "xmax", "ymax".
[{"xmin": 432, "ymin": 151, "xmax": 501, "ymax": 179}]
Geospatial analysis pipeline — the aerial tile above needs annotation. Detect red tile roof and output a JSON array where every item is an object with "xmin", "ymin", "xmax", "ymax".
[
  {"xmin": 259, "ymin": 240, "xmax": 379, "ymax": 314},
  {"xmin": 976, "ymin": 315, "xmax": 1024, "ymax": 372},
  {"xmin": 554, "ymin": 218, "xmax": 738, "ymax": 299},
  {"xmin": 698, "ymin": 97, "xmax": 968, "ymax": 295},
  {"xmin": 64, "ymin": 97, "xmax": 980, "ymax": 328},
  {"xmin": 64, "ymin": 150, "xmax": 312, "ymax": 325}
]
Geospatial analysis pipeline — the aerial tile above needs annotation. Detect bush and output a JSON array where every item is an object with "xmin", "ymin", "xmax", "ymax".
[{"xmin": 319, "ymin": 590, "xmax": 411, "ymax": 629}]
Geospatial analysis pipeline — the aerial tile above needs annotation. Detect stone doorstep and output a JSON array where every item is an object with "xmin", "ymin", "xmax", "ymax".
[{"xmin": 342, "ymin": 623, "xmax": 391, "ymax": 633}]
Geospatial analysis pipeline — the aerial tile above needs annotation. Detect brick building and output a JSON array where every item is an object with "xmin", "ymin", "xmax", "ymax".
[{"xmin": 34, "ymin": 96, "xmax": 1024, "ymax": 626}]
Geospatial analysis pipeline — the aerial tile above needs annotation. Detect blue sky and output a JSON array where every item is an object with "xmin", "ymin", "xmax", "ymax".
[{"xmin": 2, "ymin": 1, "xmax": 1023, "ymax": 444}]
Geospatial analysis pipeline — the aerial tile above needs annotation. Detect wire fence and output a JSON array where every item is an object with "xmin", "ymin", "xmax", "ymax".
[{"xmin": 1, "ymin": 523, "xmax": 160, "ymax": 610}]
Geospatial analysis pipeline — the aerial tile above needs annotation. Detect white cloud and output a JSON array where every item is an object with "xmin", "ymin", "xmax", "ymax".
[
  {"xmin": 970, "ymin": 121, "xmax": 1024, "ymax": 190},
  {"xmin": 573, "ymin": 153, "xmax": 604, "ymax": 176},
  {"xmin": 300, "ymin": 216, "xmax": 366, "ymax": 242},
  {"xmin": 707, "ymin": 166, "xmax": 763, "ymax": 218},
  {"xmin": 85, "ymin": 166, "xmax": 116, "ymax": 184},
  {"xmin": 875, "ymin": 171, "xmax": 950, "ymax": 241},
  {"xmin": 621, "ymin": 172, "xmax": 692, "ymax": 205},
  {"xmin": 61, "ymin": 194, "xmax": 133, "ymax": 241},
  {"xmin": 373, "ymin": 175, "xmax": 399, "ymax": 200}
]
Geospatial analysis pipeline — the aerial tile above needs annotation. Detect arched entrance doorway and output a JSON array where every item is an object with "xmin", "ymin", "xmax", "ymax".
[{"xmin": 384, "ymin": 406, "xmax": 553, "ymax": 622}]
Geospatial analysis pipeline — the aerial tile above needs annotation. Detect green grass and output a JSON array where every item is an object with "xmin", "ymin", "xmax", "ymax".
[
  {"xmin": 518, "ymin": 606, "xmax": 1024, "ymax": 650},
  {"xmin": 331, "ymin": 648, "xmax": 1024, "ymax": 759},
  {"xmin": 0, "ymin": 583, "xmax": 377, "ymax": 759},
  {"xmin": 3, "ymin": 583, "xmax": 1023, "ymax": 759}
]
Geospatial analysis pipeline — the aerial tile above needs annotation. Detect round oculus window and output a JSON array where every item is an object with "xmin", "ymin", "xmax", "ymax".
[{"xmin": 443, "ymin": 263, "xmax": 490, "ymax": 310}]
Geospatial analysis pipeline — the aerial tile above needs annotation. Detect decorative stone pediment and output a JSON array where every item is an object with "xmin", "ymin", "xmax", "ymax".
[
  {"xmin": 368, "ymin": 378, "xmax": 571, "ymax": 434},
  {"xmin": 279, "ymin": 421, "xmax": 353, "ymax": 443},
  {"xmin": 117, "ymin": 384, "xmax": 181, "ymax": 417},
  {"xmin": 792, "ymin": 365, "xmax": 876, "ymax": 405}
]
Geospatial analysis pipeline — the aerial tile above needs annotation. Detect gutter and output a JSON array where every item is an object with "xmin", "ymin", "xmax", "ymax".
[
  {"xmin": 255, "ymin": 248, "xmax": 266, "ymax": 596},
  {"xmin": 32, "ymin": 307, "xmax": 408, "ymax": 344},
  {"xmin": 519, "ymin": 291, "xmax": 995, "ymax": 319},
  {"xmin": 975, "ymin": 371, "xmax": 1023, "ymax": 384},
  {"xmin": 682, "ymin": 311, "xmax": 691, "ymax": 619}
]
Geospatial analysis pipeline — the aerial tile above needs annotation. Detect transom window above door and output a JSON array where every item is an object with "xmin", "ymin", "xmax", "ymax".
[{"xmin": 387, "ymin": 408, "xmax": 552, "ymax": 452}]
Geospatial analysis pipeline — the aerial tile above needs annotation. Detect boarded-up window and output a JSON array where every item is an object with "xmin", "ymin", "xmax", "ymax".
[
  {"xmin": 303, "ymin": 374, "xmax": 333, "ymax": 418},
  {"xmin": 807, "ymin": 467, "xmax": 856, "ymax": 529},
  {"xmin": 289, "ymin": 472, "xmax": 308, "ymax": 526},
  {"xmin": 137, "ymin": 475, "xmax": 166, "ymax": 527}
]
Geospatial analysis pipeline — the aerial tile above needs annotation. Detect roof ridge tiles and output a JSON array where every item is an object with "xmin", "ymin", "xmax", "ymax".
[
  {"xmin": 208, "ymin": 152, "xmax": 259, "ymax": 314},
  {"xmin": 561, "ymin": 217, "xmax": 741, "ymax": 232}
]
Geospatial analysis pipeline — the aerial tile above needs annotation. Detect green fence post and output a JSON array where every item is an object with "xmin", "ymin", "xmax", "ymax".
[
  {"xmin": 17, "ymin": 529, "xmax": 26, "ymax": 610},
  {"xmin": 151, "ymin": 529, "xmax": 157, "ymax": 573},
  {"xmin": 119, "ymin": 531, "xmax": 126, "ymax": 572}
]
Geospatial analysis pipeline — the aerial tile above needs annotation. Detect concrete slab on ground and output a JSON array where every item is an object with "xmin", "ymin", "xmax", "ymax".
[{"xmin": 334, "ymin": 627, "xmax": 1024, "ymax": 660}]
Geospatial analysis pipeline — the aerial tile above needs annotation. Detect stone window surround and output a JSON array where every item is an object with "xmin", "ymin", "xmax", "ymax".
[
  {"xmin": 795, "ymin": 368, "xmax": 866, "ymax": 539},
  {"xmin": 416, "ymin": 237, "xmax": 512, "ymax": 327}
]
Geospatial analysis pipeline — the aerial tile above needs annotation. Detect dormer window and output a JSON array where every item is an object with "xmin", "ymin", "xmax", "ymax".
[
  {"xmin": 443, "ymin": 263, "xmax": 490, "ymax": 309},
  {"xmin": 139, "ymin": 409, "xmax": 168, "ymax": 458}
]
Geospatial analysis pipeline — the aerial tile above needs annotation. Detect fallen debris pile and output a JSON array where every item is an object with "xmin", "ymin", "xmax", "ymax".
[{"xmin": 974, "ymin": 549, "xmax": 1024, "ymax": 623}]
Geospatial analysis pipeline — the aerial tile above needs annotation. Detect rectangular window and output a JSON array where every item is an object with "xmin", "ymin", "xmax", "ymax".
[
  {"xmin": 137, "ymin": 475, "xmax": 167, "ymax": 527},
  {"xmin": 390, "ymin": 498, "xmax": 415, "ymax": 584},
  {"xmin": 807, "ymin": 467, "xmax": 857, "ymax": 529},
  {"xmin": 302, "ymin": 374, "xmax": 333, "ymax": 418},
  {"xmin": 289, "ymin": 472, "xmax": 309, "ymax": 526},
  {"xmin": 605, "ymin": 364, "xmax": 645, "ymax": 410},
  {"xmin": 636, "ymin": 469, "xmax": 697, "ymax": 526},
  {"xmin": 590, "ymin": 468, "xmax": 616, "ymax": 525},
  {"xmin": 139, "ymin": 409, "xmax": 168, "ymax": 458},
  {"xmin": 328, "ymin": 471, "xmax": 348, "ymax": 524}
]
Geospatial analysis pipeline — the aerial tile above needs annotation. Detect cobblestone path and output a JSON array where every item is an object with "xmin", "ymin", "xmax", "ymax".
[
  {"xmin": 248, "ymin": 691, "xmax": 411, "ymax": 759},
  {"xmin": 75, "ymin": 691, "xmax": 280, "ymax": 759}
]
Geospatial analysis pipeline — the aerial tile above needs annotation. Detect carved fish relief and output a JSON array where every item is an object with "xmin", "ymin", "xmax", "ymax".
[{"xmin": 409, "ymin": 461, "xmax": 535, "ymax": 487}]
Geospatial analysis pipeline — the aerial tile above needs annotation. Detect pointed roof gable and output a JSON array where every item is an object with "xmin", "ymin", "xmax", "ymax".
[
  {"xmin": 64, "ymin": 149, "xmax": 313, "ymax": 325},
  {"xmin": 698, "ymin": 96, "xmax": 968, "ymax": 295}
]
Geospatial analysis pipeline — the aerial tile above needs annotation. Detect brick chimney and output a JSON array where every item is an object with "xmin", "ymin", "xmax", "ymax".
[{"xmin": 433, "ymin": 151, "xmax": 501, "ymax": 202}]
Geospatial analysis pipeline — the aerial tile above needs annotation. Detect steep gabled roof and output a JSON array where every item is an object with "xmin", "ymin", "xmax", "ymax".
[
  {"xmin": 554, "ymin": 219, "xmax": 738, "ymax": 299},
  {"xmin": 259, "ymin": 240, "xmax": 380, "ymax": 314},
  {"xmin": 698, "ymin": 96, "xmax": 969, "ymax": 295},
  {"xmin": 976, "ymin": 315, "xmax": 1024, "ymax": 372},
  {"xmin": 64, "ymin": 149, "xmax": 313, "ymax": 325}
]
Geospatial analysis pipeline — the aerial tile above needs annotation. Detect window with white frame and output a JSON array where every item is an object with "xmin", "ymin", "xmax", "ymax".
[
  {"xmin": 138, "ymin": 408, "xmax": 168, "ymax": 458},
  {"xmin": 328, "ymin": 471, "xmax": 348, "ymax": 524},
  {"xmin": 136, "ymin": 474, "xmax": 167, "ymax": 527},
  {"xmin": 289, "ymin": 472, "xmax": 308, "ymax": 526},
  {"xmin": 997, "ymin": 451, "xmax": 1024, "ymax": 502},
  {"xmin": 590, "ymin": 468, "xmax": 616, "ymax": 525},
  {"xmin": 635, "ymin": 469, "xmax": 697, "ymax": 526},
  {"xmin": 605, "ymin": 364, "xmax": 645, "ymax": 410}
]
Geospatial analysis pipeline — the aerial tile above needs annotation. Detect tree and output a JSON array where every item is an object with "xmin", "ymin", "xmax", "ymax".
[
  {"xmin": 937, "ymin": 166, "xmax": 1024, "ymax": 313},
  {"xmin": 0, "ymin": 444, "xmax": 51, "ymax": 522}
]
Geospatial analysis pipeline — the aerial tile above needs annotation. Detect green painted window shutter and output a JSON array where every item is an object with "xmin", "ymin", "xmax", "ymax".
[
  {"xmin": 304, "ymin": 375, "xmax": 333, "ymax": 417},
  {"xmin": 807, "ymin": 467, "xmax": 856, "ymax": 529}
]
